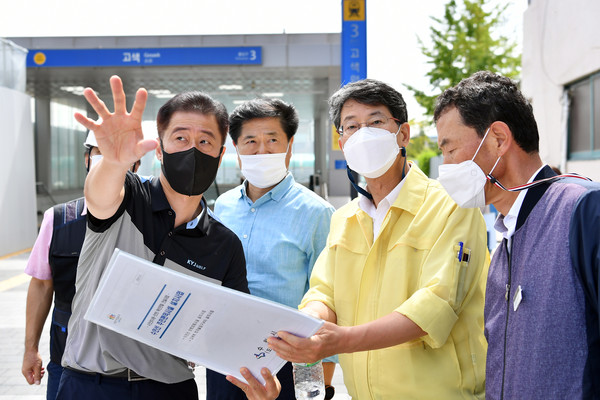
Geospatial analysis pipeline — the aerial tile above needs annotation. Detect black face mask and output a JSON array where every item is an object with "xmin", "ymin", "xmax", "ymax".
[{"xmin": 160, "ymin": 142, "xmax": 222, "ymax": 196}]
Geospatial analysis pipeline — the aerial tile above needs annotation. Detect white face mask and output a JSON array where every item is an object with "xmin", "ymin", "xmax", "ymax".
[
  {"xmin": 89, "ymin": 154, "xmax": 103, "ymax": 170},
  {"xmin": 343, "ymin": 125, "xmax": 400, "ymax": 179},
  {"xmin": 238, "ymin": 144, "xmax": 289, "ymax": 189},
  {"xmin": 437, "ymin": 128, "xmax": 500, "ymax": 208}
]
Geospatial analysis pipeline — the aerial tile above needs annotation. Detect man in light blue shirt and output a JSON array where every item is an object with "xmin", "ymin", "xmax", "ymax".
[{"xmin": 214, "ymin": 98, "xmax": 337, "ymax": 400}]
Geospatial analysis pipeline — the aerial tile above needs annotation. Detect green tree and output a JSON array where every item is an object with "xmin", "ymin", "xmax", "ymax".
[
  {"xmin": 406, "ymin": 0, "xmax": 521, "ymax": 119},
  {"xmin": 406, "ymin": 125, "xmax": 440, "ymax": 176}
]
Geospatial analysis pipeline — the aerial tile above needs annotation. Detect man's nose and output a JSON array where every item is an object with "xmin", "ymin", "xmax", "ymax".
[{"xmin": 257, "ymin": 141, "xmax": 267, "ymax": 154}]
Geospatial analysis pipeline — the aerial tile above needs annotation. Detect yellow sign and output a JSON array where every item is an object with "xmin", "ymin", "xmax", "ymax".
[
  {"xmin": 331, "ymin": 124, "xmax": 341, "ymax": 151},
  {"xmin": 33, "ymin": 52, "xmax": 47, "ymax": 66},
  {"xmin": 343, "ymin": 0, "xmax": 365, "ymax": 21}
]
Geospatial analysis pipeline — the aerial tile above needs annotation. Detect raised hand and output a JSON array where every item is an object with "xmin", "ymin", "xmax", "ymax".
[
  {"xmin": 74, "ymin": 75, "xmax": 157, "ymax": 170},
  {"xmin": 77, "ymin": 76, "xmax": 158, "ymax": 219}
]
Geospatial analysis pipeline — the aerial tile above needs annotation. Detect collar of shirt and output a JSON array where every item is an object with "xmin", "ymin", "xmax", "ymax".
[
  {"xmin": 341, "ymin": 161, "xmax": 427, "ymax": 218},
  {"xmin": 148, "ymin": 175, "xmax": 209, "ymax": 234},
  {"xmin": 494, "ymin": 164, "xmax": 546, "ymax": 241},
  {"xmin": 238, "ymin": 172, "xmax": 294, "ymax": 206},
  {"xmin": 357, "ymin": 168, "xmax": 408, "ymax": 240}
]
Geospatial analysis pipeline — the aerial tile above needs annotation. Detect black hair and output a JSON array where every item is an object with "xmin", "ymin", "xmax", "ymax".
[
  {"xmin": 228, "ymin": 98, "xmax": 299, "ymax": 144},
  {"xmin": 434, "ymin": 71, "xmax": 539, "ymax": 153},
  {"xmin": 156, "ymin": 92, "xmax": 229, "ymax": 145},
  {"xmin": 328, "ymin": 79, "xmax": 408, "ymax": 130}
]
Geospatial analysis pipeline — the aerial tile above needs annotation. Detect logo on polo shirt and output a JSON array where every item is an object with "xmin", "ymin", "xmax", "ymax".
[{"xmin": 187, "ymin": 259, "xmax": 206, "ymax": 270}]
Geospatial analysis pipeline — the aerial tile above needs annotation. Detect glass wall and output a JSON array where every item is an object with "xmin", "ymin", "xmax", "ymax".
[
  {"xmin": 50, "ymin": 101, "xmax": 88, "ymax": 190},
  {"xmin": 43, "ymin": 79, "xmax": 327, "ymax": 204}
]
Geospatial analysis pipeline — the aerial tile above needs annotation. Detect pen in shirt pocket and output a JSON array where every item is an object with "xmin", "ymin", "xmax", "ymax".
[{"xmin": 457, "ymin": 241, "xmax": 470, "ymax": 262}]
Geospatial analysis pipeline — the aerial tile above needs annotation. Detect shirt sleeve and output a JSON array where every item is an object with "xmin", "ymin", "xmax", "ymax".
[
  {"xmin": 86, "ymin": 172, "xmax": 133, "ymax": 232},
  {"xmin": 569, "ymin": 188, "xmax": 600, "ymax": 329},
  {"xmin": 221, "ymin": 234, "xmax": 250, "ymax": 294},
  {"xmin": 396, "ymin": 205, "xmax": 489, "ymax": 348},
  {"xmin": 299, "ymin": 236, "xmax": 337, "ymax": 314},
  {"xmin": 24, "ymin": 207, "xmax": 54, "ymax": 280},
  {"xmin": 304, "ymin": 205, "xmax": 335, "ymax": 291},
  {"xmin": 304, "ymin": 216, "xmax": 339, "ymax": 365}
]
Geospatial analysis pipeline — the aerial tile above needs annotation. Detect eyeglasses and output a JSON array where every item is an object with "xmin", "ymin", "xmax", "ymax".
[{"xmin": 338, "ymin": 115, "xmax": 400, "ymax": 136}]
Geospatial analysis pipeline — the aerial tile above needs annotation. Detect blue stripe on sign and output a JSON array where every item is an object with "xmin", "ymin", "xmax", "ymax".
[
  {"xmin": 159, "ymin": 292, "xmax": 191, "ymax": 339},
  {"xmin": 138, "ymin": 284, "xmax": 167, "ymax": 330}
]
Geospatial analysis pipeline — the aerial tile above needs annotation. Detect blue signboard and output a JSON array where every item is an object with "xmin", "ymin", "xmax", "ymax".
[
  {"xmin": 341, "ymin": 0, "xmax": 366, "ymax": 86},
  {"xmin": 335, "ymin": 160, "xmax": 348, "ymax": 170},
  {"xmin": 27, "ymin": 46, "xmax": 262, "ymax": 68}
]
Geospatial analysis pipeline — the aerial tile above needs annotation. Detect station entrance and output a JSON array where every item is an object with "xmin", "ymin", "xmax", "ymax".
[{"xmin": 10, "ymin": 33, "xmax": 343, "ymax": 209}]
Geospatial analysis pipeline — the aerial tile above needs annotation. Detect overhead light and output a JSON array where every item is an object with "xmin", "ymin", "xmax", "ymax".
[
  {"xmin": 149, "ymin": 89, "xmax": 172, "ymax": 96},
  {"xmin": 233, "ymin": 100, "xmax": 247, "ymax": 105},
  {"xmin": 219, "ymin": 84, "xmax": 244, "ymax": 91},
  {"xmin": 155, "ymin": 94, "xmax": 175, "ymax": 99},
  {"xmin": 262, "ymin": 92, "xmax": 284, "ymax": 97},
  {"xmin": 60, "ymin": 86, "xmax": 86, "ymax": 96}
]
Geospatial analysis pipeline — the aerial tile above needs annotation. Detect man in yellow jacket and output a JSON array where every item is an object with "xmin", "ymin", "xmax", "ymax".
[{"xmin": 268, "ymin": 79, "xmax": 489, "ymax": 399}]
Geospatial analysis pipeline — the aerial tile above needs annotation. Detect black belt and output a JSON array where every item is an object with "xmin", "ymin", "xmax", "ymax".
[{"xmin": 65, "ymin": 366, "xmax": 149, "ymax": 382}]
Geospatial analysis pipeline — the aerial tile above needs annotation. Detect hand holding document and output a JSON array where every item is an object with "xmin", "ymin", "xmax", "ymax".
[{"xmin": 84, "ymin": 249, "xmax": 323, "ymax": 384}]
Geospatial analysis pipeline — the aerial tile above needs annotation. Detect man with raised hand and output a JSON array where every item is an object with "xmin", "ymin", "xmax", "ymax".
[{"xmin": 56, "ymin": 76, "xmax": 250, "ymax": 400}]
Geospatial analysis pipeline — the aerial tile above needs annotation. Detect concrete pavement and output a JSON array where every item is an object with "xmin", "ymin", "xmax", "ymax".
[{"xmin": 0, "ymin": 250, "xmax": 349, "ymax": 399}]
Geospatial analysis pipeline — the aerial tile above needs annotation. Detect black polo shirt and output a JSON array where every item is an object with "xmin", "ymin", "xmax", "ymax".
[
  {"xmin": 89, "ymin": 172, "xmax": 248, "ymax": 292},
  {"xmin": 63, "ymin": 172, "xmax": 247, "ymax": 383}
]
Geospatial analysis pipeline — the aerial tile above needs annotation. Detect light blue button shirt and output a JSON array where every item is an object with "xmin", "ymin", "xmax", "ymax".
[{"xmin": 214, "ymin": 173, "xmax": 334, "ymax": 309}]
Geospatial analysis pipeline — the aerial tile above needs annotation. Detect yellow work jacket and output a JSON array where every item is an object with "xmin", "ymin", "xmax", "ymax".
[{"xmin": 301, "ymin": 164, "xmax": 488, "ymax": 399}]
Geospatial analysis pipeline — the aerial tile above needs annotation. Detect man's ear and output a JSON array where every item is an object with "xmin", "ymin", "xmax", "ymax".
[
  {"xmin": 218, "ymin": 146, "xmax": 226, "ymax": 169},
  {"xmin": 285, "ymin": 136, "xmax": 294, "ymax": 168},
  {"xmin": 490, "ymin": 121, "xmax": 513, "ymax": 157},
  {"xmin": 398, "ymin": 122, "xmax": 411, "ymax": 148},
  {"xmin": 233, "ymin": 141, "xmax": 242, "ymax": 169},
  {"xmin": 155, "ymin": 139, "xmax": 163, "ymax": 162}
]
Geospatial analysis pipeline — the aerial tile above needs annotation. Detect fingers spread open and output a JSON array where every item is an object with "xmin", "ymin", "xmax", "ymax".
[
  {"xmin": 74, "ymin": 112, "xmax": 98, "ymax": 132},
  {"xmin": 131, "ymin": 88, "xmax": 148, "ymax": 120},
  {"xmin": 83, "ymin": 88, "xmax": 110, "ymax": 119},
  {"xmin": 110, "ymin": 75, "xmax": 128, "ymax": 114}
]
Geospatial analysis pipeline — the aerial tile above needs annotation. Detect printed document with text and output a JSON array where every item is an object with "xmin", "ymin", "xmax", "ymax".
[{"xmin": 84, "ymin": 249, "xmax": 323, "ymax": 383}]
